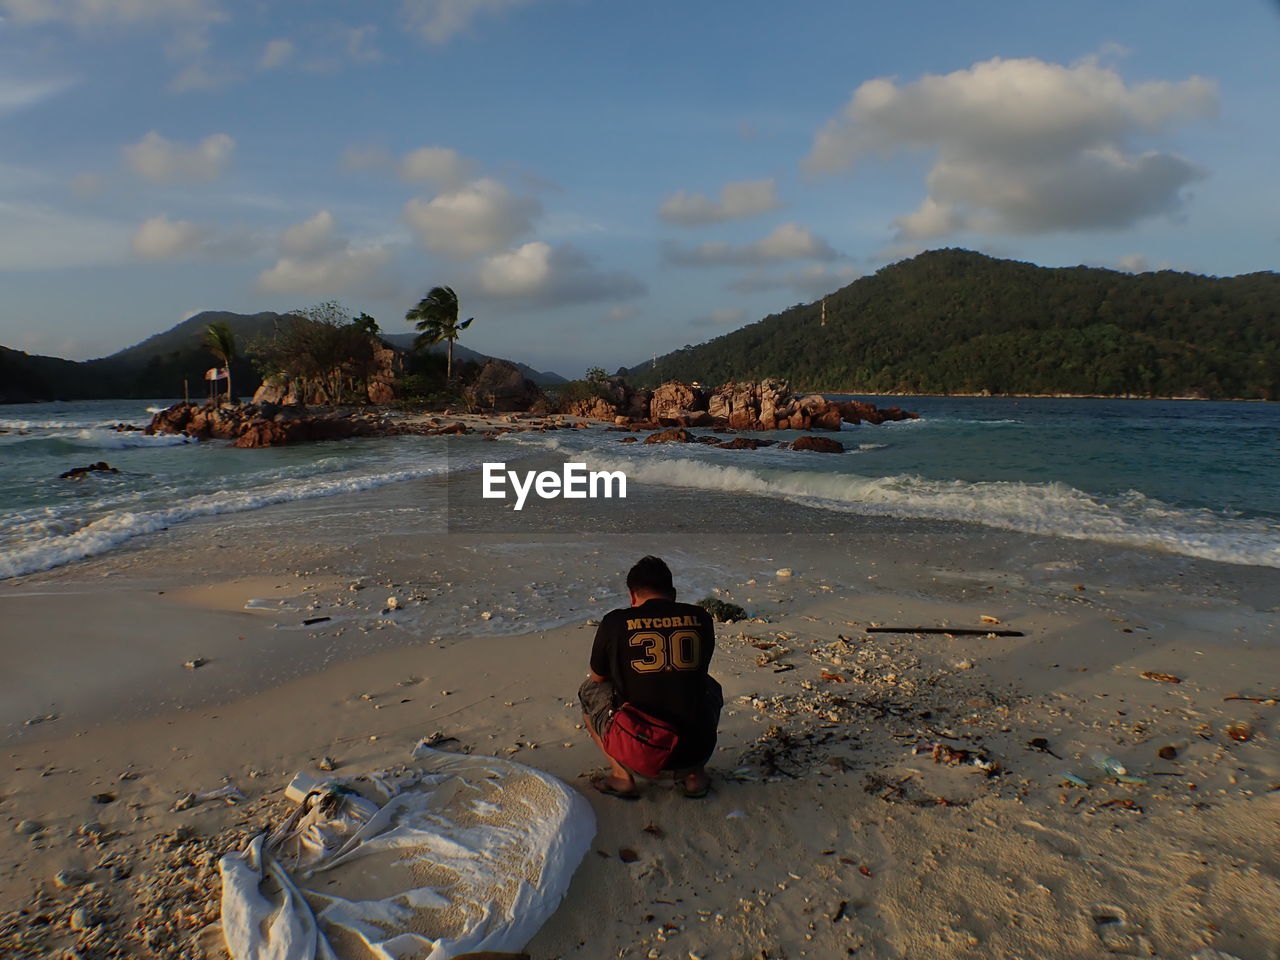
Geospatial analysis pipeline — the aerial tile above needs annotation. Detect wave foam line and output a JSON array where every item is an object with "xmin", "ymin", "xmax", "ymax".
[
  {"xmin": 0, "ymin": 462, "xmax": 452, "ymax": 581},
  {"xmin": 578, "ymin": 451, "xmax": 1280, "ymax": 569}
]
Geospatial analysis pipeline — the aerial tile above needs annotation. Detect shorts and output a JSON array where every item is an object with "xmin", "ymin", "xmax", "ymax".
[
  {"xmin": 578, "ymin": 677, "xmax": 619, "ymax": 738},
  {"xmin": 577, "ymin": 676, "xmax": 725, "ymax": 770}
]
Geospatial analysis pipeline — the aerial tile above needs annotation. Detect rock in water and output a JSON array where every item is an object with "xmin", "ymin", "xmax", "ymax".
[
  {"xmin": 643, "ymin": 427, "xmax": 693, "ymax": 444},
  {"xmin": 59, "ymin": 461, "xmax": 119, "ymax": 479},
  {"xmin": 791, "ymin": 435, "xmax": 844, "ymax": 453}
]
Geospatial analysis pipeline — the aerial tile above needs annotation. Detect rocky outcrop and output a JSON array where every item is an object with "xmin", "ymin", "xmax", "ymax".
[
  {"xmin": 650, "ymin": 381, "xmax": 708, "ymax": 421},
  {"xmin": 560, "ymin": 395, "xmax": 619, "ymax": 420},
  {"xmin": 555, "ymin": 376, "xmax": 651, "ymax": 421},
  {"xmin": 835, "ymin": 399, "xmax": 918, "ymax": 425},
  {"xmin": 251, "ymin": 341, "xmax": 406, "ymax": 406},
  {"xmin": 551, "ymin": 375, "xmax": 917, "ymax": 430},
  {"xmin": 146, "ymin": 402, "xmax": 381, "ymax": 448},
  {"xmin": 643, "ymin": 427, "xmax": 693, "ymax": 444},
  {"xmin": 466, "ymin": 359, "xmax": 545, "ymax": 412},
  {"xmin": 790, "ymin": 435, "xmax": 844, "ymax": 453}
]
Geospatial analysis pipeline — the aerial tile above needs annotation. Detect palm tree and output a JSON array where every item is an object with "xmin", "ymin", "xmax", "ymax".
[
  {"xmin": 405, "ymin": 286, "xmax": 473, "ymax": 381},
  {"xmin": 202, "ymin": 321, "xmax": 237, "ymax": 403}
]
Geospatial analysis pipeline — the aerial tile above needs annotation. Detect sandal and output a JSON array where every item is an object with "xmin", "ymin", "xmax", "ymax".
[
  {"xmin": 591, "ymin": 775, "xmax": 640, "ymax": 801},
  {"xmin": 681, "ymin": 776, "xmax": 711, "ymax": 799}
]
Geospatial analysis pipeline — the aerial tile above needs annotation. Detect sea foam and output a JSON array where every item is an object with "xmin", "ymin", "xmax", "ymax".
[{"xmin": 568, "ymin": 449, "xmax": 1280, "ymax": 569}]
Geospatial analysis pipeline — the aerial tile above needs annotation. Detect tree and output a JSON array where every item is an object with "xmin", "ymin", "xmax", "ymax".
[
  {"xmin": 249, "ymin": 303, "xmax": 379, "ymax": 403},
  {"xmin": 405, "ymin": 286, "xmax": 472, "ymax": 380},
  {"xmin": 202, "ymin": 321, "xmax": 237, "ymax": 402}
]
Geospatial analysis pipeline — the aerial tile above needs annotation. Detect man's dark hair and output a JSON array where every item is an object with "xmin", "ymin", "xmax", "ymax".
[{"xmin": 626, "ymin": 555, "xmax": 675, "ymax": 598}]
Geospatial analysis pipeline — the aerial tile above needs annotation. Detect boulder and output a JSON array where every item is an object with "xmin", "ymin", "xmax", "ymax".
[
  {"xmin": 716, "ymin": 437, "xmax": 776, "ymax": 450},
  {"xmin": 650, "ymin": 382, "xmax": 707, "ymax": 420},
  {"xmin": 365, "ymin": 341, "xmax": 403, "ymax": 403},
  {"xmin": 59, "ymin": 461, "xmax": 119, "ymax": 480},
  {"xmin": 560, "ymin": 395, "xmax": 619, "ymax": 420},
  {"xmin": 252, "ymin": 378, "xmax": 288, "ymax": 405},
  {"xmin": 643, "ymin": 427, "xmax": 693, "ymax": 444},
  {"xmin": 791, "ymin": 435, "xmax": 844, "ymax": 453}
]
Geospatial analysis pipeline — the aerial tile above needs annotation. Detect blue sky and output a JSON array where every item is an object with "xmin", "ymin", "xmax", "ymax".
[{"xmin": 1, "ymin": 0, "xmax": 1276, "ymax": 377}]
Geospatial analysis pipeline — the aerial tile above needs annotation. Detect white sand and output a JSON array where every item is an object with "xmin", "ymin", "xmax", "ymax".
[{"xmin": 1, "ymin": 474, "xmax": 1277, "ymax": 959}]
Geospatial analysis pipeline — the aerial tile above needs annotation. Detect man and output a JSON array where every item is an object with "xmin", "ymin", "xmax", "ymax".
[{"xmin": 579, "ymin": 556, "xmax": 723, "ymax": 799}]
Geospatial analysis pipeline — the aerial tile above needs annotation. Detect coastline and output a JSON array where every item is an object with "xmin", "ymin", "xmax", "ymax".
[{"xmin": 2, "ymin": 474, "xmax": 1278, "ymax": 958}]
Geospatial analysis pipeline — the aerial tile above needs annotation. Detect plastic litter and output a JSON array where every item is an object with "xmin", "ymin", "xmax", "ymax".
[{"xmin": 1090, "ymin": 752, "xmax": 1128, "ymax": 778}]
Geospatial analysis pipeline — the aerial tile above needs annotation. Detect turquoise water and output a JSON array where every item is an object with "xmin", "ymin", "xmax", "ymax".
[{"xmin": 2, "ymin": 397, "xmax": 1278, "ymax": 577}]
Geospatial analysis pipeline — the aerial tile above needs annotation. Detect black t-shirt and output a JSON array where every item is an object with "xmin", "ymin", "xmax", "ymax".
[{"xmin": 590, "ymin": 597, "xmax": 716, "ymax": 736}]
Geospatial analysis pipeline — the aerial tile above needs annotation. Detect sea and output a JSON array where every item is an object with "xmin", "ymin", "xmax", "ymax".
[{"xmin": 1, "ymin": 396, "xmax": 1278, "ymax": 581}]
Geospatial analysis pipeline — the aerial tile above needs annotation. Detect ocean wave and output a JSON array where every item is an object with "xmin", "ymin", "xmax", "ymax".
[
  {"xmin": 572, "ymin": 450, "xmax": 1280, "ymax": 569},
  {"xmin": 0, "ymin": 461, "xmax": 453, "ymax": 581},
  {"xmin": 0, "ymin": 430, "xmax": 194, "ymax": 452}
]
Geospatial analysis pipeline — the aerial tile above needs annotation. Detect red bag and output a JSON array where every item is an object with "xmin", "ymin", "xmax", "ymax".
[{"xmin": 603, "ymin": 703, "xmax": 679, "ymax": 777}]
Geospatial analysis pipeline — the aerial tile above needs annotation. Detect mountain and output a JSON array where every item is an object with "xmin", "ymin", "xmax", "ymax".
[
  {"xmin": 101, "ymin": 310, "xmax": 286, "ymax": 366},
  {"xmin": 621, "ymin": 249, "xmax": 1280, "ymax": 400},
  {"xmin": 1, "ymin": 310, "xmax": 567, "ymax": 402},
  {"xmin": 378, "ymin": 333, "xmax": 567, "ymax": 385}
]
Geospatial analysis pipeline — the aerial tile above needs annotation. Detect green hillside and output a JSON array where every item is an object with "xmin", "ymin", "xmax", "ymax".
[{"xmin": 624, "ymin": 249, "xmax": 1280, "ymax": 399}]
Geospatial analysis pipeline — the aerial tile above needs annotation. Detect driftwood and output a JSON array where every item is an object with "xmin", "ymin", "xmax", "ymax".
[{"xmin": 865, "ymin": 627, "xmax": 1025, "ymax": 637}]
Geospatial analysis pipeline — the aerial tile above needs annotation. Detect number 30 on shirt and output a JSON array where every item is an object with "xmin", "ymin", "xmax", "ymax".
[{"xmin": 628, "ymin": 630, "xmax": 700, "ymax": 672}]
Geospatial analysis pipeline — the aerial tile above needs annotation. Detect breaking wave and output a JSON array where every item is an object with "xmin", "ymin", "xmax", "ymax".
[{"xmin": 569, "ymin": 450, "xmax": 1280, "ymax": 569}]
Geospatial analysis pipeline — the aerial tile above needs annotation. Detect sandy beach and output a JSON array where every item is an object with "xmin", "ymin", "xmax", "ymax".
[{"xmin": 2, "ymin": 466, "xmax": 1278, "ymax": 960}]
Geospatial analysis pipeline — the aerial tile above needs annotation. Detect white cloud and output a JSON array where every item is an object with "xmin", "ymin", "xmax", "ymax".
[
  {"xmin": 690, "ymin": 307, "xmax": 747, "ymax": 329},
  {"xmin": 130, "ymin": 213, "xmax": 256, "ymax": 260},
  {"xmin": 278, "ymin": 210, "xmax": 345, "ymax": 259},
  {"xmin": 0, "ymin": 75, "xmax": 75, "ymax": 113},
  {"xmin": 730, "ymin": 262, "xmax": 863, "ymax": 297},
  {"xmin": 403, "ymin": 178, "xmax": 539, "ymax": 259},
  {"xmin": 123, "ymin": 131, "xmax": 234, "ymax": 183},
  {"xmin": 258, "ymin": 247, "xmax": 395, "ymax": 298},
  {"xmin": 1117, "ymin": 254, "xmax": 1149, "ymax": 273},
  {"xmin": 258, "ymin": 211, "xmax": 398, "ymax": 299},
  {"xmin": 474, "ymin": 241, "xmax": 645, "ymax": 306},
  {"xmin": 131, "ymin": 214, "xmax": 205, "ymax": 258},
  {"xmin": 0, "ymin": 0, "xmax": 222, "ymax": 27},
  {"xmin": 401, "ymin": 0, "xmax": 536, "ymax": 44},
  {"xmin": 259, "ymin": 38, "xmax": 295, "ymax": 69},
  {"xmin": 806, "ymin": 55, "xmax": 1217, "ymax": 240},
  {"xmin": 658, "ymin": 178, "xmax": 780, "ymax": 225},
  {"xmin": 400, "ymin": 146, "xmax": 473, "ymax": 189},
  {"xmin": 664, "ymin": 222, "xmax": 840, "ymax": 266}
]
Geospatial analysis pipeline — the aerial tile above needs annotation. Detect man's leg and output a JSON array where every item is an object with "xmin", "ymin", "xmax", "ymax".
[
  {"xmin": 582, "ymin": 712, "xmax": 636, "ymax": 794},
  {"xmin": 578, "ymin": 678, "xmax": 637, "ymax": 795}
]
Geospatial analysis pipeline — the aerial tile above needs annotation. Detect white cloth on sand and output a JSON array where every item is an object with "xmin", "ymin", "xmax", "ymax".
[{"xmin": 219, "ymin": 747, "xmax": 595, "ymax": 960}]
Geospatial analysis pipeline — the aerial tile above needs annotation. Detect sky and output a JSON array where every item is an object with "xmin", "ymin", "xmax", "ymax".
[{"xmin": 1, "ymin": 0, "xmax": 1277, "ymax": 377}]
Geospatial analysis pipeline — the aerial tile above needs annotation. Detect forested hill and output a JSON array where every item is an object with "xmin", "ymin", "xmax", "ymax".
[{"xmin": 623, "ymin": 249, "xmax": 1280, "ymax": 399}]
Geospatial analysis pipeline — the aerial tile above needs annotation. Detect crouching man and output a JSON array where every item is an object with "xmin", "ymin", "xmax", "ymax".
[{"xmin": 579, "ymin": 555, "xmax": 723, "ymax": 799}]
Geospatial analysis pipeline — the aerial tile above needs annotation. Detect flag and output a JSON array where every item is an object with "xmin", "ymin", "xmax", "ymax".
[{"xmin": 204, "ymin": 367, "xmax": 229, "ymax": 381}]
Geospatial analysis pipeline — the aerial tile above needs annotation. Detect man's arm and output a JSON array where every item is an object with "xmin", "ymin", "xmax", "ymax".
[{"xmin": 588, "ymin": 615, "xmax": 613, "ymax": 682}]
